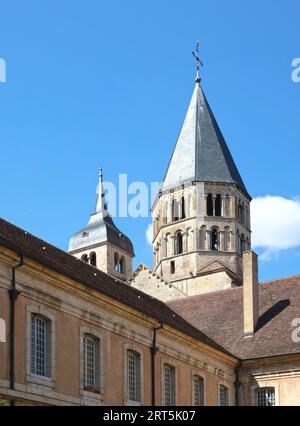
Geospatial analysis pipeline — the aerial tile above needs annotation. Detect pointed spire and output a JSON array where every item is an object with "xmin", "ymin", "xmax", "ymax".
[
  {"xmin": 68, "ymin": 166, "xmax": 134, "ymax": 256},
  {"xmin": 95, "ymin": 166, "xmax": 106, "ymax": 215},
  {"xmin": 161, "ymin": 77, "xmax": 249, "ymax": 197}
]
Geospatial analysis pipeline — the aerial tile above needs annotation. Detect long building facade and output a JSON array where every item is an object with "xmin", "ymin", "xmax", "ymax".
[{"xmin": 1, "ymin": 71, "xmax": 300, "ymax": 406}]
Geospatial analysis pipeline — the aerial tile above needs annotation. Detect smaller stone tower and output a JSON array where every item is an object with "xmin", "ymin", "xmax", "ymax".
[{"xmin": 68, "ymin": 168, "xmax": 134, "ymax": 280}]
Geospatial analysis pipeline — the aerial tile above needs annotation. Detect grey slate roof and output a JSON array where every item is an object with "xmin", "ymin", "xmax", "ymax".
[
  {"xmin": 161, "ymin": 81, "xmax": 249, "ymax": 196},
  {"xmin": 68, "ymin": 171, "xmax": 134, "ymax": 256}
]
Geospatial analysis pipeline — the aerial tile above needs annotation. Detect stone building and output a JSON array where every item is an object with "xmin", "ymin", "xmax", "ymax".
[{"xmin": 0, "ymin": 71, "xmax": 300, "ymax": 406}]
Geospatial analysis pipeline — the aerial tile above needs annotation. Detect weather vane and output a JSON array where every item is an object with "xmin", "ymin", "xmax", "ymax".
[{"xmin": 192, "ymin": 41, "xmax": 203, "ymax": 82}]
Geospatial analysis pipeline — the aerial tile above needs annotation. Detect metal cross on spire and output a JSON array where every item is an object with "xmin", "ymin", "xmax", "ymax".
[{"xmin": 192, "ymin": 41, "xmax": 203, "ymax": 82}]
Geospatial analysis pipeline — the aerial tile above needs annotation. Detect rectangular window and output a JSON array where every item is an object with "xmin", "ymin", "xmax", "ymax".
[
  {"xmin": 127, "ymin": 350, "xmax": 141, "ymax": 402},
  {"xmin": 83, "ymin": 335, "xmax": 99, "ymax": 390},
  {"xmin": 164, "ymin": 364, "xmax": 176, "ymax": 406},
  {"xmin": 170, "ymin": 261, "xmax": 175, "ymax": 275},
  {"xmin": 256, "ymin": 388, "xmax": 276, "ymax": 406},
  {"xmin": 193, "ymin": 376, "xmax": 204, "ymax": 406},
  {"xmin": 31, "ymin": 315, "xmax": 50, "ymax": 377},
  {"xmin": 219, "ymin": 385, "xmax": 229, "ymax": 406}
]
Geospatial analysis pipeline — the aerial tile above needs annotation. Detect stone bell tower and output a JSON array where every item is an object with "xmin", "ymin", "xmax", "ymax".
[
  {"xmin": 152, "ymin": 71, "xmax": 251, "ymax": 295},
  {"xmin": 68, "ymin": 168, "xmax": 135, "ymax": 281}
]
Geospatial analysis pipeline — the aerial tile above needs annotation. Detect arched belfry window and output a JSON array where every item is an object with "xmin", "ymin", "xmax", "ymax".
[
  {"xmin": 207, "ymin": 194, "xmax": 213, "ymax": 216},
  {"xmin": 114, "ymin": 253, "xmax": 119, "ymax": 272},
  {"xmin": 90, "ymin": 252, "xmax": 97, "ymax": 267},
  {"xmin": 211, "ymin": 228, "xmax": 219, "ymax": 251},
  {"xmin": 81, "ymin": 254, "xmax": 89, "ymax": 263},
  {"xmin": 240, "ymin": 234, "xmax": 246, "ymax": 255},
  {"xmin": 120, "ymin": 256, "xmax": 125, "ymax": 274},
  {"xmin": 181, "ymin": 197, "xmax": 186, "ymax": 219},
  {"xmin": 172, "ymin": 199, "xmax": 179, "ymax": 222},
  {"xmin": 175, "ymin": 232, "xmax": 183, "ymax": 255},
  {"xmin": 238, "ymin": 202, "xmax": 245, "ymax": 224},
  {"xmin": 215, "ymin": 194, "xmax": 221, "ymax": 217},
  {"xmin": 114, "ymin": 252, "xmax": 125, "ymax": 274}
]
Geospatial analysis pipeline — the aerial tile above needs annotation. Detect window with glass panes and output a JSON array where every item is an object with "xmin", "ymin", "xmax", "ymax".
[
  {"xmin": 256, "ymin": 388, "xmax": 276, "ymax": 406},
  {"xmin": 83, "ymin": 335, "xmax": 98, "ymax": 389},
  {"xmin": 164, "ymin": 364, "xmax": 176, "ymax": 406},
  {"xmin": 219, "ymin": 385, "xmax": 229, "ymax": 406},
  {"xmin": 31, "ymin": 315, "xmax": 50, "ymax": 377},
  {"xmin": 193, "ymin": 376, "xmax": 204, "ymax": 406},
  {"xmin": 127, "ymin": 350, "xmax": 141, "ymax": 401}
]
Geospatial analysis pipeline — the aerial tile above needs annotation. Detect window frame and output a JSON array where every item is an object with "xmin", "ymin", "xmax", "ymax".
[
  {"xmin": 211, "ymin": 227, "xmax": 219, "ymax": 251},
  {"xmin": 83, "ymin": 334, "xmax": 100, "ymax": 391},
  {"xmin": 219, "ymin": 384, "xmax": 229, "ymax": 406},
  {"xmin": 192, "ymin": 375, "xmax": 205, "ymax": 406},
  {"xmin": 161, "ymin": 361, "xmax": 176, "ymax": 406},
  {"xmin": 175, "ymin": 231, "xmax": 183, "ymax": 255},
  {"xmin": 123, "ymin": 343, "xmax": 144, "ymax": 406},
  {"xmin": 79, "ymin": 327, "xmax": 103, "ymax": 399},
  {"xmin": 26, "ymin": 306, "xmax": 55, "ymax": 388},
  {"xmin": 31, "ymin": 314, "xmax": 51, "ymax": 378},
  {"xmin": 126, "ymin": 350, "xmax": 141, "ymax": 403},
  {"xmin": 255, "ymin": 387, "xmax": 276, "ymax": 407}
]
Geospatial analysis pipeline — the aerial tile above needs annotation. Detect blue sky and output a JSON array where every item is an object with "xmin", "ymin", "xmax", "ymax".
[{"xmin": 0, "ymin": 0, "xmax": 299, "ymax": 282}]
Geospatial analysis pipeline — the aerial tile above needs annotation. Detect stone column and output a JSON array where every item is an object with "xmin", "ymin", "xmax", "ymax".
[
  {"xmin": 231, "ymin": 195, "xmax": 237, "ymax": 218},
  {"xmin": 203, "ymin": 195, "xmax": 208, "ymax": 216},
  {"xmin": 189, "ymin": 229, "xmax": 194, "ymax": 251},
  {"xmin": 206, "ymin": 230, "xmax": 211, "ymax": 250},
  {"xmin": 182, "ymin": 232, "xmax": 187, "ymax": 252},
  {"xmin": 221, "ymin": 196, "xmax": 227, "ymax": 217},
  {"xmin": 168, "ymin": 201, "xmax": 173, "ymax": 223},
  {"xmin": 163, "ymin": 237, "xmax": 168, "ymax": 258},
  {"xmin": 219, "ymin": 231, "xmax": 224, "ymax": 251},
  {"xmin": 171, "ymin": 236, "xmax": 176, "ymax": 256}
]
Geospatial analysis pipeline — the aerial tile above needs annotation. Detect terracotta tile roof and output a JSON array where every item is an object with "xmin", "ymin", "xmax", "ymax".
[
  {"xmin": 0, "ymin": 217, "xmax": 231, "ymax": 357},
  {"xmin": 168, "ymin": 277, "xmax": 300, "ymax": 359}
]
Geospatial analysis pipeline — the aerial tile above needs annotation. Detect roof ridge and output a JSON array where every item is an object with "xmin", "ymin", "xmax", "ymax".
[
  {"xmin": 168, "ymin": 285, "xmax": 242, "ymax": 304},
  {"xmin": 261, "ymin": 274, "xmax": 300, "ymax": 286},
  {"xmin": 0, "ymin": 216, "xmax": 231, "ymax": 357}
]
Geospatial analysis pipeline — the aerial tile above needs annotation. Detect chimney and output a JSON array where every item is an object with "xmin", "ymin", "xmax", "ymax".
[{"xmin": 243, "ymin": 251, "xmax": 259, "ymax": 337}]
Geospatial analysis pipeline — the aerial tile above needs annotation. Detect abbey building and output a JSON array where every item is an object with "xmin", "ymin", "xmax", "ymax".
[{"xmin": 0, "ymin": 71, "xmax": 300, "ymax": 406}]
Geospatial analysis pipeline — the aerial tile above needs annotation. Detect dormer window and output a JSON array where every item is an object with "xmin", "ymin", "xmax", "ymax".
[{"xmin": 82, "ymin": 231, "xmax": 89, "ymax": 238}]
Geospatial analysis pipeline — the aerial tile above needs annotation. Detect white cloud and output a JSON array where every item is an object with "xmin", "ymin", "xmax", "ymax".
[
  {"xmin": 146, "ymin": 223, "xmax": 153, "ymax": 246},
  {"xmin": 252, "ymin": 195, "xmax": 300, "ymax": 260}
]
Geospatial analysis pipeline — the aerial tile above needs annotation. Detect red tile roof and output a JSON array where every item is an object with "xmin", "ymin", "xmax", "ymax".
[
  {"xmin": 168, "ymin": 276, "xmax": 300, "ymax": 359},
  {"xmin": 0, "ymin": 217, "xmax": 231, "ymax": 357}
]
